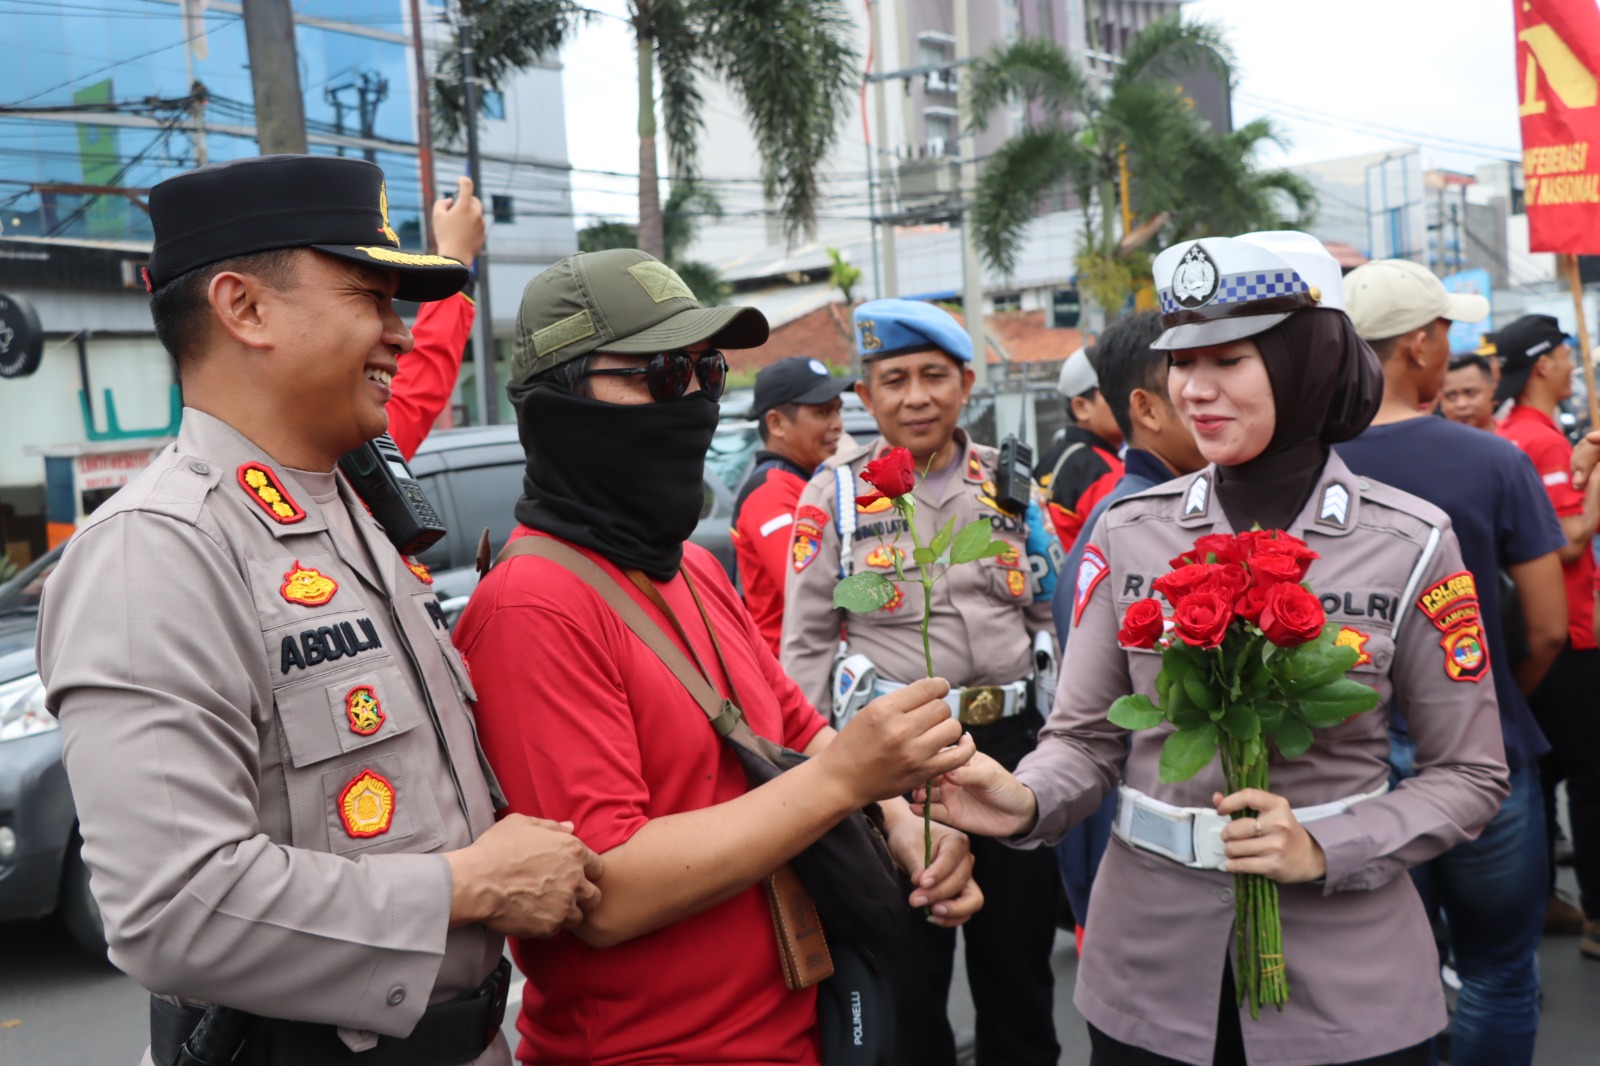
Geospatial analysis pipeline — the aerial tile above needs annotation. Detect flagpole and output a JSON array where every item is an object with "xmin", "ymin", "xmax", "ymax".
[{"xmin": 1566, "ymin": 254, "xmax": 1599, "ymax": 429}]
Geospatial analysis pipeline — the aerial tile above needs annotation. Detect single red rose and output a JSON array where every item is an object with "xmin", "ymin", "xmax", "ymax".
[
  {"xmin": 1187, "ymin": 533, "xmax": 1249, "ymax": 566},
  {"xmin": 1117, "ymin": 598, "xmax": 1166, "ymax": 649},
  {"xmin": 1248, "ymin": 551, "xmax": 1304, "ymax": 587},
  {"xmin": 1197, "ymin": 562, "xmax": 1251, "ymax": 601},
  {"xmin": 1172, "ymin": 591, "xmax": 1234, "ymax": 648},
  {"xmin": 861, "ymin": 447, "xmax": 917, "ymax": 499},
  {"xmin": 1152, "ymin": 563, "xmax": 1214, "ymax": 605},
  {"xmin": 1259, "ymin": 582, "xmax": 1326, "ymax": 647},
  {"xmin": 1250, "ymin": 533, "xmax": 1319, "ymax": 580},
  {"xmin": 1234, "ymin": 584, "xmax": 1271, "ymax": 624}
]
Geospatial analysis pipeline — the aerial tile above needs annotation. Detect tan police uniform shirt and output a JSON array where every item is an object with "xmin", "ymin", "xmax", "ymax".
[
  {"xmin": 35, "ymin": 410, "xmax": 508, "ymax": 1064},
  {"xmin": 781, "ymin": 429, "xmax": 1053, "ymax": 711},
  {"xmin": 1012, "ymin": 453, "xmax": 1510, "ymax": 1065}
]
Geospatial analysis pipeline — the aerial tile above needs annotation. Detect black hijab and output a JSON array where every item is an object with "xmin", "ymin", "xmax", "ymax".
[{"xmin": 1213, "ymin": 309, "xmax": 1383, "ymax": 533}]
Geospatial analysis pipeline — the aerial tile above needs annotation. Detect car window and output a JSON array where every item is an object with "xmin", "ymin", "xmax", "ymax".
[
  {"xmin": 432, "ymin": 462, "xmax": 524, "ymax": 571},
  {"xmin": 414, "ymin": 472, "xmax": 457, "ymax": 572},
  {"xmin": 706, "ymin": 425, "xmax": 758, "ymax": 493},
  {"xmin": 0, "ymin": 548, "xmax": 60, "ymax": 615}
]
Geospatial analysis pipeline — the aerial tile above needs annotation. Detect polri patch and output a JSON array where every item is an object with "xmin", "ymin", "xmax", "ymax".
[
  {"xmin": 1073, "ymin": 544, "xmax": 1110, "ymax": 626},
  {"xmin": 238, "ymin": 462, "xmax": 306, "ymax": 524},
  {"xmin": 338, "ymin": 768, "xmax": 395, "ymax": 838},
  {"xmin": 1417, "ymin": 571, "xmax": 1480, "ymax": 633},
  {"xmin": 1334, "ymin": 625, "xmax": 1372, "ymax": 667},
  {"xmin": 792, "ymin": 521, "xmax": 822, "ymax": 573},
  {"xmin": 344, "ymin": 684, "xmax": 386, "ymax": 735},
  {"xmin": 280, "ymin": 561, "xmax": 338, "ymax": 607},
  {"xmin": 797, "ymin": 504, "xmax": 830, "ymax": 529},
  {"xmin": 1441, "ymin": 624, "xmax": 1489, "ymax": 683}
]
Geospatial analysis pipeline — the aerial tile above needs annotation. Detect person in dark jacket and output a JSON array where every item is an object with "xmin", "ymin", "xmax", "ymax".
[{"xmin": 1036, "ymin": 347, "xmax": 1124, "ymax": 554}]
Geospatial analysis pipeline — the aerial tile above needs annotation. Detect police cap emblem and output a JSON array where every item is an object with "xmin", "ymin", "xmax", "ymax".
[{"xmin": 1173, "ymin": 245, "xmax": 1221, "ymax": 309}]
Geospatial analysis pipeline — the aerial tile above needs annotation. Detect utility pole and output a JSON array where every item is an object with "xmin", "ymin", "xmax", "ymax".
[
  {"xmin": 456, "ymin": 0, "xmax": 499, "ymax": 425},
  {"xmin": 242, "ymin": 0, "xmax": 307, "ymax": 155},
  {"xmin": 953, "ymin": 0, "xmax": 986, "ymax": 387},
  {"xmin": 408, "ymin": 0, "xmax": 438, "ymax": 250},
  {"xmin": 870, "ymin": 0, "xmax": 898, "ymax": 299}
]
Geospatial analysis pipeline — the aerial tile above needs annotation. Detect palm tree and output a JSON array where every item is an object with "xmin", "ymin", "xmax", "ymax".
[
  {"xmin": 433, "ymin": 0, "xmax": 857, "ymax": 260},
  {"xmin": 576, "ymin": 183, "xmax": 729, "ymax": 303},
  {"xmin": 964, "ymin": 16, "xmax": 1315, "ymax": 316}
]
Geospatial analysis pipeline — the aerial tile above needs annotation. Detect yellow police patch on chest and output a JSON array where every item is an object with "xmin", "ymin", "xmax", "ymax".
[
  {"xmin": 1334, "ymin": 626, "xmax": 1372, "ymax": 667},
  {"xmin": 880, "ymin": 584, "xmax": 905, "ymax": 613},
  {"xmin": 238, "ymin": 462, "xmax": 306, "ymax": 524},
  {"xmin": 864, "ymin": 544, "xmax": 904, "ymax": 570},
  {"xmin": 280, "ymin": 561, "xmax": 338, "ymax": 606},
  {"xmin": 406, "ymin": 559, "xmax": 433, "ymax": 585},
  {"xmin": 857, "ymin": 495, "xmax": 894, "ymax": 514},
  {"xmin": 1007, "ymin": 570, "xmax": 1027, "ymax": 598},
  {"xmin": 344, "ymin": 684, "xmax": 386, "ymax": 736},
  {"xmin": 338, "ymin": 769, "xmax": 396, "ymax": 838},
  {"xmin": 996, "ymin": 544, "xmax": 1020, "ymax": 569}
]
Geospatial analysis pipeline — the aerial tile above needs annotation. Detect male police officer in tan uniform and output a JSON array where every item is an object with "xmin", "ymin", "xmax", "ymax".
[
  {"xmin": 36, "ymin": 155, "xmax": 602, "ymax": 1066},
  {"xmin": 781, "ymin": 298, "xmax": 1061, "ymax": 1066}
]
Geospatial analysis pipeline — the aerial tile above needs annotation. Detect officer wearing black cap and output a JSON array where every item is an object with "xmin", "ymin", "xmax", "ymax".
[
  {"xmin": 36, "ymin": 155, "xmax": 603, "ymax": 1066},
  {"xmin": 733, "ymin": 356, "xmax": 853, "ymax": 653}
]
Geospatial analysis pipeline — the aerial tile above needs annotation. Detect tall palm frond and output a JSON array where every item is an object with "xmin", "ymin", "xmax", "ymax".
[
  {"xmin": 963, "ymin": 37, "xmax": 1089, "ymax": 133},
  {"xmin": 971, "ymin": 126, "xmax": 1091, "ymax": 275},
  {"xmin": 431, "ymin": 0, "xmax": 591, "ymax": 144},
  {"xmin": 1110, "ymin": 14, "xmax": 1233, "ymax": 94}
]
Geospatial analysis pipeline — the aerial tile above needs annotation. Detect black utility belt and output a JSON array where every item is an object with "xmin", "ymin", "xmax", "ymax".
[{"xmin": 150, "ymin": 958, "xmax": 510, "ymax": 1066}]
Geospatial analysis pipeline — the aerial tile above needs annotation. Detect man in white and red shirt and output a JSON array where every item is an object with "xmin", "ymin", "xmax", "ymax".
[{"xmin": 1494, "ymin": 313, "xmax": 1600, "ymax": 957}]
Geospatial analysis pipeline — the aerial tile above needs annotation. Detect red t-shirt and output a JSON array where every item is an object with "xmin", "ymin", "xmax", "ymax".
[
  {"xmin": 454, "ymin": 529, "xmax": 828, "ymax": 1066},
  {"xmin": 733, "ymin": 464, "xmax": 811, "ymax": 654},
  {"xmin": 1499, "ymin": 404, "xmax": 1596, "ymax": 649},
  {"xmin": 388, "ymin": 291, "xmax": 475, "ymax": 461}
]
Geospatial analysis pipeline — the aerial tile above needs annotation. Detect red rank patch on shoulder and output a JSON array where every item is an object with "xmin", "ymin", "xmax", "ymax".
[
  {"xmin": 238, "ymin": 462, "xmax": 306, "ymax": 525},
  {"xmin": 797, "ymin": 504, "xmax": 830, "ymax": 529},
  {"xmin": 966, "ymin": 454, "xmax": 984, "ymax": 481}
]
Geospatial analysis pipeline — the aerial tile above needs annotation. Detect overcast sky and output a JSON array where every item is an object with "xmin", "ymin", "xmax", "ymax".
[{"xmin": 558, "ymin": 0, "xmax": 1535, "ymax": 225}]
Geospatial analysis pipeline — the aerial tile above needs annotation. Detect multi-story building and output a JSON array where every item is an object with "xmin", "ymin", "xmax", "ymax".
[{"xmin": 0, "ymin": 1, "xmax": 574, "ymax": 562}]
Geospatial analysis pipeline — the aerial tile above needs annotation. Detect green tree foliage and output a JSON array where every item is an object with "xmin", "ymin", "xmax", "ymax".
[
  {"xmin": 826, "ymin": 247, "xmax": 861, "ymax": 303},
  {"xmin": 576, "ymin": 184, "xmax": 728, "ymax": 304}
]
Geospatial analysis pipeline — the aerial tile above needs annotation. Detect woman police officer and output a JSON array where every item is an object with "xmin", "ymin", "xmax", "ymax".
[{"xmin": 919, "ymin": 231, "xmax": 1509, "ymax": 1066}]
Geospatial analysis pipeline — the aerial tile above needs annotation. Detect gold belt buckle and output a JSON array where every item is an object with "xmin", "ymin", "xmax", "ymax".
[{"xmin": 959, "ymin": 686, "xmax": 1006, "ymax": 726}]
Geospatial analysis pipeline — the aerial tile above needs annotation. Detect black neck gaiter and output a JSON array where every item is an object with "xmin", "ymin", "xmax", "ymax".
[
  {"xmin": 1213, "ymin": 309, "xmax": 1383, "ymax": 534},
  {"xmin": 509, "ymin": 382, "xmax": 720, "ymax": 580}
]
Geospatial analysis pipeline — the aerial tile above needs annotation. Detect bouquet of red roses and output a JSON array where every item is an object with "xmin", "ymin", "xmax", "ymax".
[{"xmin": 1108, "ymin": 530, "xmax": 1380, "ymax": 1017}]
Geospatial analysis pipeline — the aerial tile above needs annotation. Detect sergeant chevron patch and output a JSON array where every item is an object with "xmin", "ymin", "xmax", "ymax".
[
  {"xmin": 1317, "ymin": 482, "xmax": 1352, "ymax": 528},
  {"xmin": 1185, "ymin": 475, "xmax": 1210, "ymax": 517}
]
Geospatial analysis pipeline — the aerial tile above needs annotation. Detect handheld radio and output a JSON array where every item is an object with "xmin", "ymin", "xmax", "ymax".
[
  {"xmin": 338, "ymin": 433, "xmax": 448, "ymax": 556},
  {"xmin": 993, "ymin": 366, "xmax": 1034, "ymax": 514}
]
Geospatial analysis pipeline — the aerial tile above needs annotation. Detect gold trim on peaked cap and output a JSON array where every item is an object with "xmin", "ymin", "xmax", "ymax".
[{"xmin": 312, "ymin": 243, "xmax": 469, "ymax": 302}]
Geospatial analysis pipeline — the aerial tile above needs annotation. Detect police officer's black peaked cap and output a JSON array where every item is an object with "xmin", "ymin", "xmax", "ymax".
[{"xmin": 145, "ymin": 155, "xmax": 469, "ymax": 303}]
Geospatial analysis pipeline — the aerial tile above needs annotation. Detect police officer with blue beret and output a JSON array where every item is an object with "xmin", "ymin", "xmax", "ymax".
[{"xmin": 781, "ymin": 298, "xmax": 1062, "ymax": 1066}]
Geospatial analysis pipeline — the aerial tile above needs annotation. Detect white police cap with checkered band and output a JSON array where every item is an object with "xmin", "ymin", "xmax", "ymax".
[{"xmin": 1151, "ymin": 230, "xmax": 1346, "ymax": 351}]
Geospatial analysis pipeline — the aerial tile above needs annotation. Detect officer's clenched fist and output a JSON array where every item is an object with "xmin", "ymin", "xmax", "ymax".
[
  {"xmin": 446, "ymin": 815, "xmax": 604, "ymax": 938},
  {"xmin": 817, "ymin": 676, "xmax": 976, "ymax": 807}
]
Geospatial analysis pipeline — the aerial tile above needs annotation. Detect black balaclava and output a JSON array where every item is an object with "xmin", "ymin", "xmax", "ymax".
[
  {"xmin": 1213, "ymin": 308, "xmax": 1383, "ymax": 533},
  {"xmin": 508, "ymin": 379, "xmax": 720, "ymax": 580}
]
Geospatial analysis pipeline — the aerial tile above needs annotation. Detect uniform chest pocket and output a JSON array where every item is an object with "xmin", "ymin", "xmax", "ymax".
[
  {"xmin": 273, "ymin": 662, "xmax": 448, "ymax": 857},
  {"xmin": 409, "ymin": 591, "xmax": 477, "ymax": 702}
]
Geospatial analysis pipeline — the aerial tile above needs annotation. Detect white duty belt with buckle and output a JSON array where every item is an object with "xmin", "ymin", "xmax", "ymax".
[
  {"xmin": 1112, "ymin": 782, "xmax": 1390, "ymax": 871},
  {"xmin": 873, "ymin": 677, "xmax": 1030, "ymax": 727}
]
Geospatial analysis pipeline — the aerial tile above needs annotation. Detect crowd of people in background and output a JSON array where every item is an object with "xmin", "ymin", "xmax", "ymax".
[{"xmin": 31, "ymin": 151, "xmax": 1596, "ymax": 1066}]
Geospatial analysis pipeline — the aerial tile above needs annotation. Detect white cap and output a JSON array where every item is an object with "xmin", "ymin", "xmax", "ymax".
[
  {"xmin": 1057, "ymin": 347, "xmax": 1098, "ymax": 397},
  {"xmin": 1152, "ymin": 230, "xmax": 1346, "ymax": 350},
  {"xmin": 1343, "ymin": 259, "xmax": 1489, "ymax": 341}
]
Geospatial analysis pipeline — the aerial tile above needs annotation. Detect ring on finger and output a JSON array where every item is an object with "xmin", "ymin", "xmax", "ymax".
[{"xmin": 1253, "ymin": 818, "xmax": 1263, "ymax": 838}]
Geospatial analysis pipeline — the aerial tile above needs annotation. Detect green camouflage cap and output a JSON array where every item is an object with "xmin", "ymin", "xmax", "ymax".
[{"xmin": 511, "ymin": 248, "xmax": 769, "ymax": 383}]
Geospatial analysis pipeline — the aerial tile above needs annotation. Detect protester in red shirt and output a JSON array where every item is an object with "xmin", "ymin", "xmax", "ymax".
[
  {"xmin": 454, "ymin": 249, "xmax": 983, "ymax": 1065},
  {"xmin": 1494, "ymin": 313, "xmax": 1600, "ymax": 958},
  {"xmin": 1034, "ymin": 347, "xmax": 1124, "ymax": 553},
  {"xmin": 387, "ymin": 177, "xmax": 485, "ymax": 460},
  {"xmin": 734, "ymin": 357, "xmax": 851, "ymax": 652}
]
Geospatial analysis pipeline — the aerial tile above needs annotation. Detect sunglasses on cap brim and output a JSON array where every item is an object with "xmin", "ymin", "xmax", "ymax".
[{"xmin": 582, "ymin": 349, "xmax": 728, "ymax": 402}]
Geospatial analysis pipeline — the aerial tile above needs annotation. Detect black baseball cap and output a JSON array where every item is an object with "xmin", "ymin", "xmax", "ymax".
[
  {"xmin": 747, "ymin": 357, "xmax": 853, "ymax": 418},
  {"xmin": 146, "ymin": 155, "xmax": 469, "ymax": 302},
  {"xmin": 1493, "ymin": 314, "xmax": 1570, "ymax": 404}
]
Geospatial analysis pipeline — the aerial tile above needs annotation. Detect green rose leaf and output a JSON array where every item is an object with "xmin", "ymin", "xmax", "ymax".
[
  {"xmin": 1182, "ymin": 668, "xmax": 1220, "ymax": 710},
  {"xmin": 1255, "ymin": 699, "xmax": 1287, "ymax": 733},
  {"xmin": 929, "ymin": 516, "xmax": 957, "ymax": 559},
  {"xmin": 1219, "ymin": 700, "xmax": 1261, "ymax": 741},
  {"xmin": 949, "ymin": 517, "xmax": 1001, "ymax": 565},
  {"xmin": 1296, "ymin": 678, "xmax": 1381, "ymax": 727},
  {"xmin": 912, "ymin": 546, "xmax": 936, "ymax": 566},
  {"xmin": 1108, "ymin": 694, "xmax": 1165, "ymax": 731},
  {"xmin": 1275, "ymin": 716, "xmax": 1314, "ymax": 759},
  {"xmin": 1158, "ymin": 723, "xmax": 1220, "ymax": 783},
  {"xmin": 1279, "ymin": 642, "xmax": 1359, "ymax": 694},
  {"xmin": 832, "ymin": 572, "xmax": 898, "ymax": 614}
]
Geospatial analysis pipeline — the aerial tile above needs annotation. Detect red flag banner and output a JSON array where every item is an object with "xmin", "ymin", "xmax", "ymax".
[{"xmin": 1515, "ymin": 0, "xmax": 1600, "ymax": 253}]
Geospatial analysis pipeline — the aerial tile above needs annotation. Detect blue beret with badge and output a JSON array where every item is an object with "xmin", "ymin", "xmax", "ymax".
[
  {"xmin": 1150, "ymin": 230, "xmax": 1346, "ymax": 351},
  {"xmin": 853, "ymin": 298, "xmax": 973, "ymax": 363}
]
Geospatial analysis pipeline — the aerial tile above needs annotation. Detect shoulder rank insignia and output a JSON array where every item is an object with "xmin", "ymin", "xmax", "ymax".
[
  {"xmin": 344, "ymin": 685, "xmax": 386, "ymax": 735},
  {"xmin": 280, "ymin": 561, "xmax": 338, "ymax": 606},
  {"xmin": 1317, "ymin": 482, "xmax": 1352, "ymax": 528},
  {"xmin": 238, "ymin": 462, "xmax": 306, "ymax": 524},
  {"xmin": 966, "ymin": 454, "xmax": 985, "ymax": 482},
  {"xmin": 406, "ymin": 559, "xmax": 433, "ymax": 585},
  {"xmin": 338, "ymin": 768, "xmax": 396, "ymax": 838},
  {"xmin": 1184, "ymin": 475, "xmax": 1210, "ymax": 517}
]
